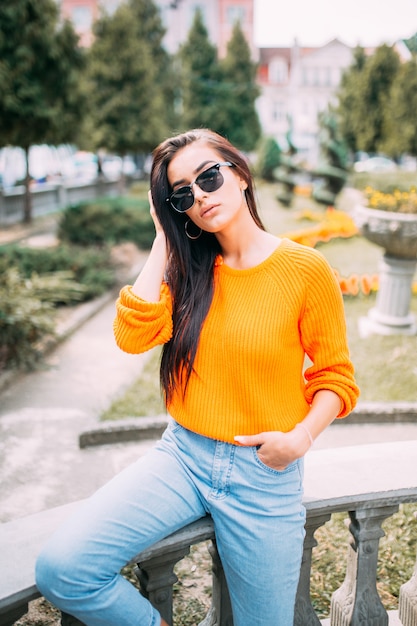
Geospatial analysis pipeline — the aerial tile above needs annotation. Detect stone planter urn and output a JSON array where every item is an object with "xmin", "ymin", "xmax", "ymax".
[{"xmin": 354, "ymin": 204, "xmax": 417, "ymax": 336}]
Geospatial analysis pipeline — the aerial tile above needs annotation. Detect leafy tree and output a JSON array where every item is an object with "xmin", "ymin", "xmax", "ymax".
[
  {"xmin": 216, "ymin": 21, "xmax": 261, "ymax": 151},
  {"xmin": 337, "ymin": 45, "xmax": 400, "ymax": 155},
  {"xmin": 382, "ymin": 59, "xmax": 417, "ymax": 157},
  {"xmin": 0, "ymin": 0, "xmax": 85, "ymax": 222},
  {"xmin": 178, "ymin": 9, "xmax": 222, "ymax": 130},
  {"xmin": 337, "ymin": 47, "xmax": 367, "ymax": 154},
  {"xmin": 128, "ymin": 0, "xmax": 179, "ymax": 132},
  {"xmin": 84, "ymin": 0, "xmax": 169, "ymax": 159},
  {"xmin": 359, "ymin": 45, "xmax": 401, "ymax": 152}
]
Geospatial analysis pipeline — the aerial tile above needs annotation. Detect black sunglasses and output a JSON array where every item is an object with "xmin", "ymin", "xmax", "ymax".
[{"xmin": 167, "ymin": 162, "xmax": 233, "ymax": 213}]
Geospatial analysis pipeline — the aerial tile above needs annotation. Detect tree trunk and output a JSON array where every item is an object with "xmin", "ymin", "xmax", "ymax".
[{"xmin": 23, "ymin": 146, "xmax": 32, "ymax": 223}]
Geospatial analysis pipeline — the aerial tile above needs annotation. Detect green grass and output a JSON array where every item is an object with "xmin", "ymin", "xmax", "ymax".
[
  {"xmin": 348, "ymin": 170, "xmax": 417, "ymax": 193},
  {"xmin": 101, "ymin": 347, "xmax": 165, "ymax": 420},
  {"xmin": 345, "ymin": 296, "xmax": 417, "ymax": 401}
]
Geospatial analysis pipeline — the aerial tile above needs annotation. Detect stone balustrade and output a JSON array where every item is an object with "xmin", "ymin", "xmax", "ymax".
[{"xmin": 1, "ymin": 440, "xmax": 417, "ymax": 626}]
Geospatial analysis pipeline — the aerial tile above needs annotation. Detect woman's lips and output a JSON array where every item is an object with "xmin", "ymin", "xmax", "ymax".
[{"xmin": 200, "ymin": 204, "xmax": 219, "ymax": 218}]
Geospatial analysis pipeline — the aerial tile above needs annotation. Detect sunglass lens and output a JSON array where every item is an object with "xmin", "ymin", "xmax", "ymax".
[
  {"xmin": 169, "ymin": 164, "xmax": 226, "ymax": 212},
  {"xmin": 197, "ymin": 167, "xmax": 223, "ymax": 192},
  {"xmin": 171, "ymin": 187, "xmax": 194, "ymax": 212}
]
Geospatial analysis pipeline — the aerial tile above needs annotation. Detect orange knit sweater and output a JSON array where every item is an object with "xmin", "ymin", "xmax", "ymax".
[{"xmin": 114, "ymin": 238, "xmax": 359, "ymax": 443}]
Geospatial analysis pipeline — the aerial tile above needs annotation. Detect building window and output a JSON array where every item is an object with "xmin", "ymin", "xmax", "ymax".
[
  {"xmin": 301, "ymin": 67, "xmax": 309, "ymax": 86},
  {"xmin": 269, "ymin": 59, "xmax": 288, "ymax": 84},
  {"xmin": 324, "ymin": 67, "xmax": 332, "ymax": 86},
  {"xmin": 71, "ymin": 6, "xmax": 93, "ymax": 31},
  {"xmin": 272, "ymin": 101, "xmax": 285, "ymax": 122},
  {"xmin": 226, "ymin": 6, "xmax": 245, "ymax": 25}
]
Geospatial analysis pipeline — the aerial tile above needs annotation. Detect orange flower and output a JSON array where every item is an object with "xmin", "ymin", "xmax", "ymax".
[
  {"xmin": 338, "ymin": 278, "xmax": 349, "ymax": 295},
  {"xmin": 360, "ymin": 274, "xmax": 372, "ymax": 296},
  {"xmin": 347, "ymin": 274, "xmax": 359, "ymax": 296}
]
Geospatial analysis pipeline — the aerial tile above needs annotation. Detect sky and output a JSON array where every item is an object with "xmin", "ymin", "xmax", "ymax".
[{"xmin": 254, "ymin": 0, "xmax": 417, "ymax": 48}]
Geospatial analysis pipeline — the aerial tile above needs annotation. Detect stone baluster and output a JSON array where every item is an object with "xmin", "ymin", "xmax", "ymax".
[
  {"xmin": 399, "ymin": 523, "xmax": 417, "ymax": 626},
  {"xmin": 330, "ymin": 504, "xmax": 399, "ymax": 625},
  {"xmin": 199, "ymin": 539, "xmax": 234, "ymax": 626},
  {"xmin": 400, "ymin": 560, "xmax": 417, "ymax": 626},
  {"xmin": 294, "ymin": 511, "xmax": 332, "ymax": 625},
  {"xmin": 134, "ymin": 545, "xmax": 191, "ymax": 625}
]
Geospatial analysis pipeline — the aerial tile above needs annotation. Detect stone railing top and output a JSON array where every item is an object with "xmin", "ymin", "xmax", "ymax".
[{"xmin": 304, "ymin": 439, "xmax": 417, "ymax": 512}]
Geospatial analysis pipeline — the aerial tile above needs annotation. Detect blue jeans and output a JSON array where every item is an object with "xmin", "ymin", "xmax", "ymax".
[{"xmin": 36, "ymin": 420, "xmax": 305, "ymax": 626}]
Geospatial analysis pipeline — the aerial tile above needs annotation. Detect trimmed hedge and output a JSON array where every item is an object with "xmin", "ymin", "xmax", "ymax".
[
  {"xmin": 58, "ymin": 197, "xmax": 155, "ymax": 249},
  {"xmin": 0, "ymin": 269, "xmax": 57, "ymax": 371},
  {"xmin": 0, "ymin": 245, "xmax": 116, "ymax": 301}
]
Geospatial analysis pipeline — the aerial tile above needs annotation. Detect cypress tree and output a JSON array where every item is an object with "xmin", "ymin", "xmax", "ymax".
[
  {"xmin": 0, "ymin": 0, "xmax": 85, "ymax": 222},
  {"xmin": 217, "ymin": 21, "xmax": 261, "ymax": 151}
]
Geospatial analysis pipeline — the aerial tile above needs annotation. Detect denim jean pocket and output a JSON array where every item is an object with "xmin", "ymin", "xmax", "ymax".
[{"xmin": 252, "ymin": 446, "xmax": 300, "ymax": 476}]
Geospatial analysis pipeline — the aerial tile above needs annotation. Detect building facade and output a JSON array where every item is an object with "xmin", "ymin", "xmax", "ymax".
[{"xmin": 257, "ymin": 39, "xmax": 354, "ymax": 163}]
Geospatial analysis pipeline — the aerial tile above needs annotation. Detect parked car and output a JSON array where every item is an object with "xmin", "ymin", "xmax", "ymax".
[
  {"xmin": 354, "ymin": 156, "xmax": 397, "ymax": 173},
  {"xmin": 101, "ymin": 155, "xmax": 137, "ymax": 179}
]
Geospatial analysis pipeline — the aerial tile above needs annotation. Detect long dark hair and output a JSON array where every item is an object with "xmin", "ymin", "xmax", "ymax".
[{"xmin": 150, "ymin": 129, "xmax": 265, "ymax": 403}]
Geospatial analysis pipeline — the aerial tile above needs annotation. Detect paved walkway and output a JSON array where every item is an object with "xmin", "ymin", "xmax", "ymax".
[{"xmin": 0, "ymin": 294, "xmax": 155, "ymax": 523}]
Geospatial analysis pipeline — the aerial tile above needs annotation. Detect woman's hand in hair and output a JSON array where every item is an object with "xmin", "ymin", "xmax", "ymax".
[{"xmin": 130, "ymin": 192, "xmax": 168, "ymax": 301}]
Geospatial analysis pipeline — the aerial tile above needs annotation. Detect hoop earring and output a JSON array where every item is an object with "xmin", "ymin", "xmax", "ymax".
[{"xmin": 185, "ymin": 219, "xmax": 202, "ymax": 240}]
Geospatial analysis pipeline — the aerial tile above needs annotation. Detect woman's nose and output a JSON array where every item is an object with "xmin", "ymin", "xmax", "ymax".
[{"xmin": 192, "ymin": 182, "xmax": 207, "ymax": 202}]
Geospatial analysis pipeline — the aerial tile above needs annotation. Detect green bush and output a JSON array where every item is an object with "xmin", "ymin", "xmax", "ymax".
[
  {"xmin": 58, "ymin": 197, "xmax": 155, "ymax": 249},
  {"xmin": 0, "ymin": 245, "xmax": 116, "ymax": 301},
  {"xmin": 0, "ymin": 269, "xmax": 57, "ymax": 371},
  {"xmin": 256, "ymin": 136, "xmax": 282, "ymax": 181}
]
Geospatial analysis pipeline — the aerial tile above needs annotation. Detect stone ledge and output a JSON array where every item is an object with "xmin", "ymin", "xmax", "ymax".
[
  {"xmin": 77, "ymin": 402, "xmax": 417, "ymax": 449},
  {"xmin": 79, "ymin": 414, "xmax": 169, "ymax": 448},
  {"xmin": 348, "ymin": 401, "xmax": 417, "ymax": 423}
]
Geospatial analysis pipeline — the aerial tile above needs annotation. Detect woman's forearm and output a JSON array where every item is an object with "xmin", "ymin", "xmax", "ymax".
[
  {"xmin": 297, "ymin": 389, "xmax": 342, "ymax": 445},
  {"xmin": 131, "ymin": 234, "xmax": 168, "ymax": 302}
]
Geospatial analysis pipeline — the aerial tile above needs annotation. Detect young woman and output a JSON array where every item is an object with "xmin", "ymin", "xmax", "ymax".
[{"xmin": 36, "ymin": 129, "xmax": 359, "ymax": 626}]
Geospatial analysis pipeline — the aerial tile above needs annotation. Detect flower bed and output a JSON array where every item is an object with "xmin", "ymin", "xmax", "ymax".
[{"xmin": 364, "ymin": 186, "xmax": 417, "ymax": 214}]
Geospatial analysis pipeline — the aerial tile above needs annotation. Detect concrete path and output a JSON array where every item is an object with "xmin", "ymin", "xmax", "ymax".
[{"xmin": 0, "ymin": 295, "xmax": 153, "ymax": 523}]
